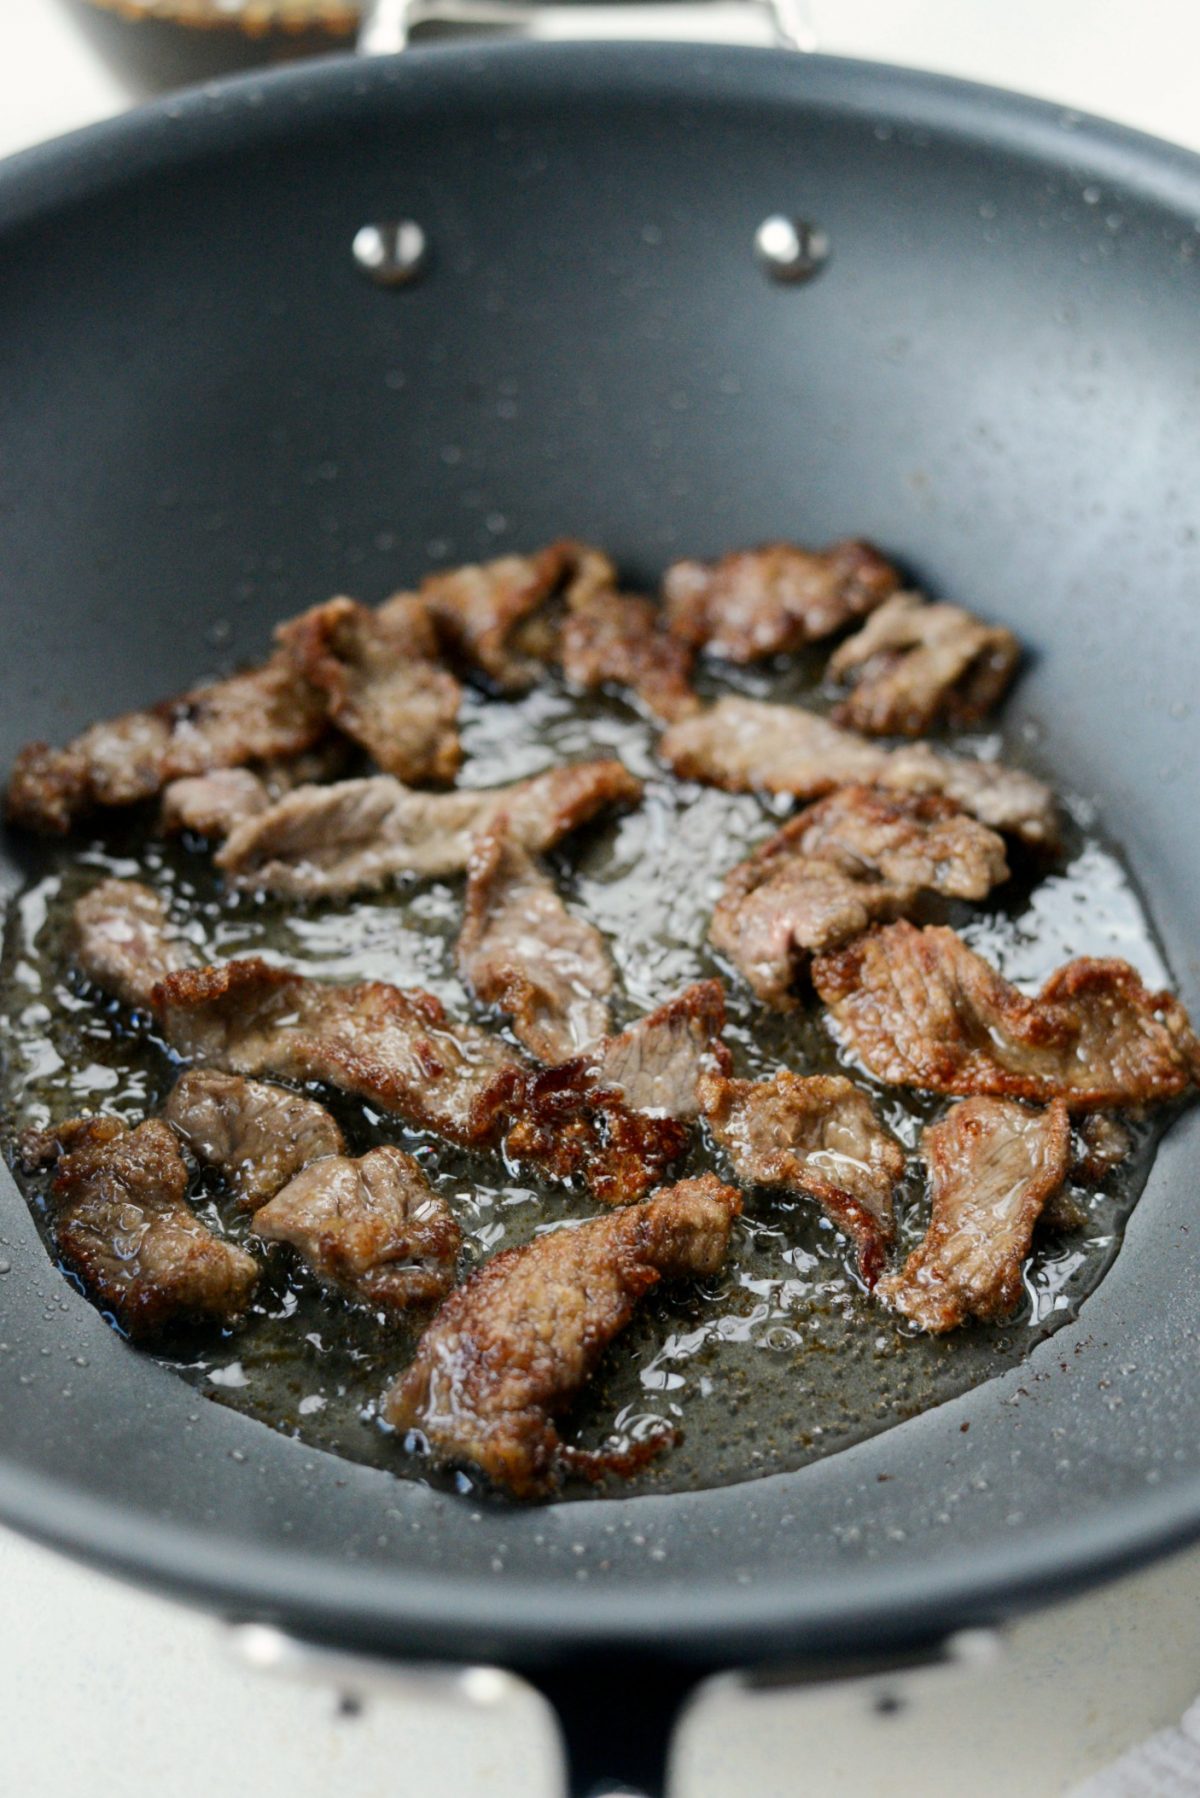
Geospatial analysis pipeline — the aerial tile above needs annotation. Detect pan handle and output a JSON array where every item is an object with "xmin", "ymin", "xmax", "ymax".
[
  {"xmin": 358, "ymin": 0, "xmax": 816, "ymax": 52},
  {"xmin": 231, "ymin": 1621, "xmax": 684, "ymax": 1795},
  {"xmin": 230, "ymin": 1622, "xmax": 1001, "ymax": 1795}
]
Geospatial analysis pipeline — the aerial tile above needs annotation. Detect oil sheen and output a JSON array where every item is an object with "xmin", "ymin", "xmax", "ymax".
[{"xmin": 0, "ymin": 661, "xmax": 1178, "ymax": 1501}]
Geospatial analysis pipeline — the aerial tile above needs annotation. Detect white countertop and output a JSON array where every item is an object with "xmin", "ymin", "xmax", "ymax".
[{"xmin": 2, "ymin": 5, "xmax": 1199, "ymax": 1794}]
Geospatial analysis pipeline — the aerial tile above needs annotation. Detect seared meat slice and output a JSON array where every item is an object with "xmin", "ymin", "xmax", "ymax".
[
  {"xmin": 660, "ymin": 698, "xmax": 1057, "ymax": 846},
  {"xmin": 881, "ymin": 742, "xmax": 1056, "ymax": 846},
  {"xmin": 503, "ymin": 1063, "xmax": 690, "ymax": 1205},
  {"xmin": 662, "ymin": 540, "xmax": 899, "ymax": 663},
  {"xmin": 152, "ymin": 958, "xmax": 523, "ymax": 1147},
  {"xmin": 503, "ymin": 981, "xmax": 730, "ymax": 1202},
  {"xmin": 17, "ymin": 1112, "xmax": 131, "ymax": 1171},
  {"xmin": 65, "ymin": 889, "xmax": 700, "ymax": 1206},
  {"xmin": 699, "ymin": 1070, "xmax": 904, "ymax": 1285},
  {"xmin": 814, "ymin": 921, "xmax": 1200, "ymax": 1109},
  {"xmin": 421, "ymin": 540, "xmax": 615, "ymax": 691},
  {"xmin": 829, "ymin": 590, "xmax": 1020, "ymax": 736},
  {"xmin": 161, "ymin": 768, "xmax": 272, "ymax": 839},
  {"xmin": 457, "ymin": 822, "xmax": 614, "ymax": 1063},
  {"xmin": 217, "ymin": 760, "xmax": 643, "ymax": 898},
  {"xmin": 276, "ymin": 594, "xmax": 461, "ymax": 784},
  {"xmin": 592, "ymin": 980, "xmax": 731, "ymax": 1120},
  {"xmin": 879, "ymin": 1098, "xmax": 1070, "ymax": 1331},
  {"xmin": 255, "ymin": 1145, "xmax": 461, "ymax": 1311},
  {"xmin": 560, "ymin": 589, "xmax": 700, "ymax": 723},
  {"xmin": 384, "ymin": 1174, "xmax": 741, "ymax": 1497},
  {"xmin": 7, "ymin": 654, "xmax": 326, "ymax": 835},
  {"xmin": 160, "ymin": 740, "xmax": 354, "ymax": 840},
  {"xmin": 73, "ymin": 878, "xmax": 198, "ymax": 1011},
  {"xmin": 29, "ymin": 1117, "xmax": 257, "ymax": 1339},
  {"xmin": 165, "ymin": 1069, "xmax": 344, "ymax": 1208},
  {"xmin": 710, "ymin": 788, "xmax": 1009, "ymax": 1008}
]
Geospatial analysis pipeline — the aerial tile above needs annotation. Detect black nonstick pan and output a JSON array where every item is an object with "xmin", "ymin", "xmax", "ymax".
[{"xmin": 2, "ymin": 36, "xmax": 1200, "ymax": 1797}]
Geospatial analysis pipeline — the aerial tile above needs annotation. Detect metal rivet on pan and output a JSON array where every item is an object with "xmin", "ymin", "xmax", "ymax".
[
  {"xmin": 754, "ymin": 215, "xmax": 830, "ymax": 284},
  {"xmin": 352, "ymin": 221, "xmax": 428, "ymax": 287}
]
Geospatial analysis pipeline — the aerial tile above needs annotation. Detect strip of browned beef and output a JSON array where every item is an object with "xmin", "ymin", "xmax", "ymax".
[
  {"xmin": 161, "ymin": 769, "xmax": 274, "ymax": 839},
  {"xmin": 254, "ymin": 1145, "xmax": 461, "ymax": 1312},
  {"xmin": 6, "ymin": 653, "xmax": 328, "ymax": 835},
  {"xmin": 150, "ymin": 956, "xmax": 682, "ymax": 1202},
  {"xmin": 829, "ymin": 591, "xmax": 1020, "ymax": 736},
  {"xmin": 160, "ymin": 741, "xmax": 356, "ymax": 840},
  {"xmin": 70, "ymin": 882, "xmax": 704, "ymax": 1203},
  {"xmin": 383, "ymin": 1173, "xmax": 741, "ymax": 1497},
  {"xmin": 560, "ymin": 588, "xmax": 700, "ymax": 723},
  {"xmin": 699, "ymin": 1070, "xmax": 904, "ymax": 1285},
  {"xmin": 457, "ymin": 822, "xmax": 614, "ymax": 1063},
  {"xmin": 710, "ymin": 787, "xmax": 1009, "ymax": 1008},
  {"xmin": 662, "ymin": 540, "xmax": 900, "ymax": 662},
  {"xmin": 420, "ymin": 540, "xmax": 615, "ymax": 691},
  {"xmin": 591, "ymin": 979, "xmax": 731, "ymax": 1119},
  {"xmin": 814, "ymin": 921, "xmax": 1200, "ymax": 1109},
  {"xmin": 21, "ymin": 1116, "xmax": 258, "ymax": 1338},
  {"xmin": 276, "ymin": 593, "xmax": 461, "ymax": 784},
  {"xmin": 165, "ymin": 1069, "xmax": 345, "ymax": 1207},
  {"xmin": 153, "ymin": 958, "xmax": 522, "ymax": 1146},
  {"xmin": 500, "ymin": 981, "xmax": 733, "ymax": 1203},
  {"xmin": 878, "ymin": 1097, "xmax": 1070, "ymax": 1331},
  {"xmin": 660, "ymin": 697, "xmax": 1057, "ymax": 846},
  {"xmin": 216, "ymin": 759, "xmax": 643, "ymax": 898},
  {"xmin": 72, "ymin": 878, "xmax": 198, "ymax": 1011}
]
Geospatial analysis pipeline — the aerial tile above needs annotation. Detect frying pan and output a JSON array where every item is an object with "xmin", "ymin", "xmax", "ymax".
[{"xmin": 2, "ymin": 27, "xmax": 1200, "ymax": 1797}]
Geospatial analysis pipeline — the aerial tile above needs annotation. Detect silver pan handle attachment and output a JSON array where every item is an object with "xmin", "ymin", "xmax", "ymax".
[{"xmin": 358, "ymin": 0, "xmax": 816, "ymax": 53}]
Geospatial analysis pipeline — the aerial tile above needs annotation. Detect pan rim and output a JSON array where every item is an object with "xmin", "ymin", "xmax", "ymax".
[
  {"xmin": 3, "ymin": 37, "xmax": 1200, "ymax": 1665},
  {"xmin": 1, "ymin": 1446, "xmax": 1199, "ymax": 1664}
]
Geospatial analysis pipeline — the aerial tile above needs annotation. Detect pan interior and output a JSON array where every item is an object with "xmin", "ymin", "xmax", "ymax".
[
  {"xmin": 0, "ymin": 44, "xmax": 1199, "ymax": 1658},
  {"xmin": 0, "ymin": 657, "xmax": 1176, "ymax": 1503}
]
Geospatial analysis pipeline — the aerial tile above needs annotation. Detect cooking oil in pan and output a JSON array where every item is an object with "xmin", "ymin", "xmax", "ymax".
[{"xmin": 0, "ymin": 666, "xmax": 1178, "ymax": 1500}]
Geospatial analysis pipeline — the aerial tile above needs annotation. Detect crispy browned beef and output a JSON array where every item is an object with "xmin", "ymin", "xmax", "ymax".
[
  {"xmin": 662, "ymin": 540, "xmax": 900, "ymax": 663},
  {"xmin": 814, "ymin": 921, "xmax": 1200, "ymax": 1109},
  {"xmin": 1073, "ymin": 1113, "xmax": 1134, "ymax": 1182},
  {"xmin": 829, "ymin": 591, "xmax": 1020, "ymax": 736},
  {"xmin": 17, "ymin": 1112, "xmax": 132, "ymax": 1171},
  {"xmin": 254, "ymin": 1145, "xmax": 461, "ymax": 1311},
  {"xmin": 699, "ymin": 1070, "xmax": 904, "ymax": 1285},
  {"xmin": 501, "ymin": 982, "xmax": 731, "ymax": 1203},
  {"xmin": 165, "ymin": 1069, "xmax": 344, "ymax": 1208},
  {"xmin": 660, "ymin": 697, "xmax": 1057, "ymax": 846},
  {"xmin": 710, "ymin": 788, "xmax": 1010, "ymax": 1008},
  {"xmin": 592, "ymin": 980, "xmax": 731, "ymax": 1119},
  {"xmin": 72, "ymin": 878, "xmax": 198, "ymax": 1011},
  {"xmin": 27, "ymin": 1117, "xmax": 258, "ymax": 1338},
  {"xmin": 65, "ymin": 877, "xmax": 650, "ymax": 1206},
  {"xmin": 420, "ymin": 540, "xmax": 615, "ymax": 691},
  {"xmin": 68, "ymin": 877, "xmax": 711, "ymax": 1203},
  {"xmin": 384, "ymin": 1174, "xmax": 741, "ymax": 1497},
  {"xmin": 146, "ymin": 954, "xmax": 673, "ymax": 1202},
  {"xmin": 216, "ymin": 759, "xmax": 643, "ymax": 898},
  {"xmin": 457, "ymin": 821, "xmax": 613, "ymax": 1063},
  {"xmin": 503, "ymin": 1062, "xmax": 690, "ymax": 1206},
  {"xmin": 560, "ymin": 588, "xmax": 700, "ymax": 723},
  {"xmin": 276, "ymin": 593, "xmax": 461, "ymax": 784},
  {"xmin": 6, "ymin": 654, "xmax": 327, "ymax": 835},
  {"xmin": 153, "ymin": 958, "xmax": 523, "ymax": 1146},
  {"xmin": 879, "ymin": 1098, "xmax": 1070, "ymax": 1331}
]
